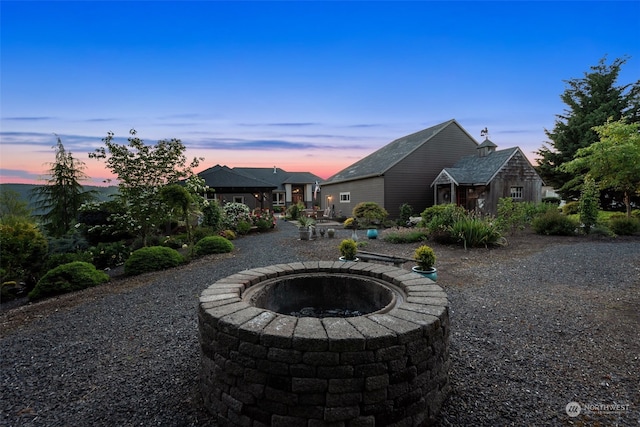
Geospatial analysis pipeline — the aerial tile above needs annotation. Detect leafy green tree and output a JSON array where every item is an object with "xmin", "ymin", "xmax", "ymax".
[
  {"xmin": 0, "ymin": 189, "xmax": 32, "ymax": 224},
  {"xmin": 89, "ymin": 129, "xmax": 202, "ymax": 246},
  {"xmin": 536, "ymin": 56, "xmax": 639, "ymax": 201},
  {"xmin": 562, "ymin": 119, "xmax": 640, "ymax": 218},
  {"xmin": 578, "ymin": 176, "xmax": 599, "ymax": 234},
  {"xmin": 160, "ymin": 183, "xmax": 194, "ymax": 241},
  {"xmin": 31, "ymin": 137, "xmax": 96, "ymax": 237}
]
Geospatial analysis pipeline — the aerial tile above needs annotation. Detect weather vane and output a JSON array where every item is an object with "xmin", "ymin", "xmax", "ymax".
[{"xmin": 480, "ymin": 127, "xmax": 489, "ymax": 139}]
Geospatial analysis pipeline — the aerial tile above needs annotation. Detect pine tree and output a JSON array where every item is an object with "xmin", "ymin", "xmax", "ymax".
[
  {"xmin": 536, "ymin": 56, "xmax": 639, "ymax": 202},
  {"xmin": 31, "ymin": 137, "xmax": 96, "ymax": 237}
]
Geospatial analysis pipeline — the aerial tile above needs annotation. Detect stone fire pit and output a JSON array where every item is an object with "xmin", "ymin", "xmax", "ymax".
[{"xmin": 198, "ymin": 261, "xmax": 450, "ymax": 426}]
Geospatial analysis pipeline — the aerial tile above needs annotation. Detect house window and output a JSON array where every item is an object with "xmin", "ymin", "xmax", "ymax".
[
  {"xmin": 339, "ymin": 192, "xmax": 350, "ymax": 203},
  {"xmin": 272, "ymin": 192, "xmax": 285, "ymax": 206},
  {"xmin": 233, "ymin": 196, "xmax": 245, "ymax": 204},
  {"xmin": 510, "ymin": 186, "xmax": 523, "ymax": 199}
]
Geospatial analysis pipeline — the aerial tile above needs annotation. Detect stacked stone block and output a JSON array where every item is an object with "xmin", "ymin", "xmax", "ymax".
[{"xmin": 199, "ymin": 261, "xmax": 450, "ymax": 426}]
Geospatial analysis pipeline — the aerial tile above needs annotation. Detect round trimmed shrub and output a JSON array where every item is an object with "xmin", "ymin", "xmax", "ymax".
[
  {"xmin": 608, "ymin": 217, "xmax": 640, "ymax": 236},
  {"xmin": 124, "ymin": 246, "xmax": 185, "ymax": 276},
  {"xmin": 532, "ymin": 210, "xmax": 578, "ymax": 236},
  {"xmin": 43, "ymin": 251, "xmax": 94, "ymax": 273},
  {"xmin": 28, "ymin": 261, "xmax": 110, "ymax": 301},
  {"xmin": 194, "ymin": 236, "xmax": 234, "ymax": 256}
]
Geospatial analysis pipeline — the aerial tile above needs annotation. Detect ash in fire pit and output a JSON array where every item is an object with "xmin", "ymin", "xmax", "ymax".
[{"xmin": 289, "ymin": 306, "xmax": 364, "ymax": 318}]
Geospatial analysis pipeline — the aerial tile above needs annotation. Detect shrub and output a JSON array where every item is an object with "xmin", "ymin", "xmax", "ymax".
[
  {"xmin": 397, "ymin": 203, "xmax": 414, "ymax": 226},
  {"xmin": 194, "ymin": 236, "xmax": 234, "ymax": 256},
  {"xmin": 124, "ymin": 246, "xmax": 185, "ymax": 276},
  {"xmin": 47, "ymin": 231, "xmax": 90, "ymax": 255},
  {"xmin": 202, "ymin": 200, "xmax": 223, "ymax": 230},
  {"xmin": 449, "ymin": 217, "xmax": 502, "ymax": 249},
  {"xmin": 495, "ymin": 197, "xmax": 528, "ymax": 235},
  {"xmin": 192, "ymin": 226, "xmax": 217, "ymax": 242},
  {"xmin": 219, "ymin": 229, "xmax": 236, "ymax": 240},
  {"xmin": 89, "ymin": 242, "xmax": 130, "ymax": 269},
  {"xmin": 414, "ymin": 245, "xmax": 436, "ymax": 270},
  {"xmin": 161, "ymin": 235, "xmax": 185, "ymax": 249},
  {"xmin": 608, "ymin": 217, "xmax": 640, "ymax": 236},
  {"xmin": 532, "ymin": 210, "xmax": 578, "ymax": 236},
  {"xmin": 422, "ymin": 204, "xmax": 467, "ymax": 242},
  {"xmin": 255, "ymin": 218, "xmax": 272, "ymax": 232},
  {"xmin": 562, "ymin": 201, "xmax": 580, "ymax": 215},
  {"xmin": 236, "ymin": 220, "xmax": 252, "ymax": 235},
  {"xmin": 77, "ymin": 199, "xmax": 134, "ymax": 244},
  {"xmin": 383, "ymin": 229, "xmax": 428, "ymax": 244},
  {"xmin": 352, "ymin": 202, "xmax": 388, "ymax": 228},
  {"xmin": 28, "ymin": 261, "xmax": 110, "ymax": 300},
  {"xmin": 286, "ymin": 202, "xmax": 305, "ymax": 220},
  {"xmin": 579, "ymin": 177, "xmax": 599, "ymax": 234},
  {"xmin": 343, "ymin": 217, "xmax": 357, "ymax": 229},
  {"xmin": 222, "ymin": 202, "xmax": 252, "ymax": 231},
  {"xmin": 542, "ymin": 197, "xmax": 561, "ymax": 205},
  {"xmin": 339, "ymin": 239, "xmax": 358, "ymax": 261},
  {"xmin": 421, "ymin": 204, "xmax": 466, "ymax": 227},
  {"xmin": 43, "ymin": 251, "xmax": 94, "ymax": 273},
  {"xmin": 0, "ymin": 219, "xmax": 48, "ymax": 286}
]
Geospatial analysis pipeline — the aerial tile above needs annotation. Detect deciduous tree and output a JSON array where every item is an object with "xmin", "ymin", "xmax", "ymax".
[
  {"xmin": 89, "ymin": 129, "xmax": 202, "ymax": 246},
  {"xmin": 561, "ymin": 119, "xmax": 640, "ymax": 218}
]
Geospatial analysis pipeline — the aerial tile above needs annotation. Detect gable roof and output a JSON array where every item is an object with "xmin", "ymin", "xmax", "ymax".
[
  {"xmin": 198, "ymin": 165, "xmax": 277, "ymax": 190},
  {"xmin": 432, "ymin": 147, "xmax": 520, "ymax": 186},
  {"xmin": 324, "ymin": 119, "xmax": 473, "ymax": 184},
  {"xmin": 233, "ymin": 167, "xmax": 323, "ymax": 191}
]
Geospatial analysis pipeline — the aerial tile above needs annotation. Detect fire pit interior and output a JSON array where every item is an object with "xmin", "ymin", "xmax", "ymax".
[
  {"xmin": 198, "ymin": 262, "xmax": 450, "ymax": 426},
  {"xmin": 245, "ymin": 273, "xmax": 397, "ymax": 318}
]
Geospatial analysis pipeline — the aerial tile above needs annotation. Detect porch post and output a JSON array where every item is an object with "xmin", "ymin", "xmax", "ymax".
[{"xmin": 450, "ymin": 182, "xmax": 455, "ymax": 206}]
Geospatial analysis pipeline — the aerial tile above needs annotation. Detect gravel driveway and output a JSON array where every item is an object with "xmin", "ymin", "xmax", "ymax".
[{"xmin": 1, "ymin": 221, "xmax": 638, "ymax": 426}]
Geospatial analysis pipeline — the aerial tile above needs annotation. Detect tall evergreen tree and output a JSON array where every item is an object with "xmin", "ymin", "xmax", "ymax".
[
  {"xmin": 31, "ymin": 136, "xmax": 96, "ymax": 237},
  {"xmin": 536, "ymin": 56, "xmax": 639, "ymax": 202}
]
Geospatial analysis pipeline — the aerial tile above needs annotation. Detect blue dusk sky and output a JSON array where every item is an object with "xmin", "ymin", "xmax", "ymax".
[{"xmin": 1, "ymin": 1, "xmax": 639, "ymax": 185}]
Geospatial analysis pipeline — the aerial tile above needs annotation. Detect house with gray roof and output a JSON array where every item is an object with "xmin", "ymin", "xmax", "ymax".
[
  {"xmin": 431, "ymin": 138, "xmax": 543, "ymax": 215},
  {"xmin": 320, "ymin": 119, "xmax": 479, "ymax": 218},
  {"xmin": 198, "ymin": 165, "xmax": 323, "ymax": 212}
]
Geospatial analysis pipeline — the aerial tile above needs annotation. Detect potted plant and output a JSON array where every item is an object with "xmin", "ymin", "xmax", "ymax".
[
  {"xmin": 352, "ymin": 202, "xmax": 388, "ymax": 239},
  {"xmin": 338, "ymin": 239, "xmax": 358, "ymax": 261},
  {"xmin": 343, "ymin": 217, "xmax": 359, "ymax": 241},
  {"xmin": 412, "ymin": 245, "xmax": 437, "ymax": 281},
  {"xmin": 297, "ymin": 215, "xmax": 315, "ymax": 240}
]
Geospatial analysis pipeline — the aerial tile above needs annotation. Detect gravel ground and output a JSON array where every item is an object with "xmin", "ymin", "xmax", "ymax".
[{"xmin": 1, "ymin": 220, "xmax": 639, "ymax": 426}]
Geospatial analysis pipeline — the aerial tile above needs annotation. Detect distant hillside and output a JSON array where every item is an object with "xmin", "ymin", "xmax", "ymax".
[{"xmin": 0, "ymin": 184, "xmax": 120, "ymax": 216}]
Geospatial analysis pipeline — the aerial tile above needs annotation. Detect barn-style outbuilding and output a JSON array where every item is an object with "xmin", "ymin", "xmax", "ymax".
[{"xmin": 431, "ymin": 138, "xmax": 543, "ymax": 215}]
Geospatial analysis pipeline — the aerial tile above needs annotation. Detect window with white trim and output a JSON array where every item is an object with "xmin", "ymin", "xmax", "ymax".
[
  {"xmin": 272, "ymin": 192, "xmax": 285, "ymax": 206},
  {"xmin": 510, "ymin": 186, "xmax": 523, "ymax": 199},
  {"xmin": 233, "ymin": 196, "xmax": 245, "ymax": 204},
  {"xmin": 339, "ymin": 192, "xmax": 351, "ymax": 203}
]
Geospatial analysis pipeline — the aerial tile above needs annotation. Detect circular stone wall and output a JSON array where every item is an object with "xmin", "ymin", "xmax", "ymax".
[{"xmin": 198, "ymin": 261, "xmax": 450, "ymax": 426}]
